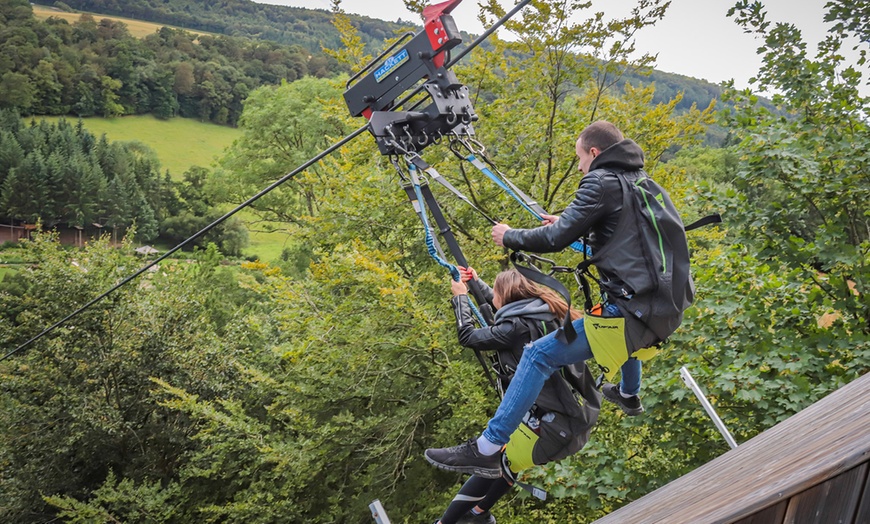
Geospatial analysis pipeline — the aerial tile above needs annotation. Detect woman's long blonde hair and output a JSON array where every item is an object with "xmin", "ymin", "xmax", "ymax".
[{"xmin": 493, "ymin": 269, "xmax": 582, "ymax": 321}]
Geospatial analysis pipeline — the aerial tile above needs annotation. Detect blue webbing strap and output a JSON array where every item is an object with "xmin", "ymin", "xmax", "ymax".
[
  {"xmin": 401, "ymin": 173, "xmax": 449, "ymax": 260},
  {"xmin": 392, "ymin": 155, "xmax": 499, "ymax": 394},
  {"xmin": 409, "ymin": 164, "xmax": 460, "ymax": 281},
  {"xmin": 464, "ymin": 154, "xmax": 592, "ymax": 257},
  {"xmin": 466, "ymin": 154, "xmax": 543, "ymax": 219},
  {"xmin": 408, "ymin": 163, "xmax": 489, "ymax": 328}
]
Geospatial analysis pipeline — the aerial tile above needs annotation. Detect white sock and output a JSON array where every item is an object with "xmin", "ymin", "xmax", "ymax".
[
  {"xmin": 620, "ymin": 387, "xmax": 636, "ymax": 398},
  {"xmin": 476, "ymin": 435, "xmax": 502, "ymax": 456}
]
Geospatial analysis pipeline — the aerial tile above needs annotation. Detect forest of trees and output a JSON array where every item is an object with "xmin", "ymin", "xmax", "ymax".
[
  {"xmin": 0, "ymin": 111, "xmax": 248, "ymax": 252},
  {"xmin": 18, "ymin": 0, "xmax": 736, "ymax": 124},
  {"xmin": 0, "ymin": 0, "xmax": 343, "ymax": 124},
  {"xmin": 0, "ymin": 113, "xmax": 166, "ymax": 240},
  {"xmin": 0, "ymin": 0, "xmax": 868, "ymax": 522},
  {"xmin": 33, "ymin": 0, "xmax": 415, "ymax": 53}
]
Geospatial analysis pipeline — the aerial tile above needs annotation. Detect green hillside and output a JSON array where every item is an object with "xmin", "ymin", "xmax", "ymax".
[
  {"xmin": 31, "ymin": 4, "xmax": 213, "ymax": 38},
  {"xmin": 33, "ymin": 0, "xmax": 729, "ymax": 116},
  {"xmin": 31, "ymin": 115, "xmax": 241, "ymax": 178},
  {"xmin": 31, "ymin": 0, "xmax": 415, "ymax": 54}
]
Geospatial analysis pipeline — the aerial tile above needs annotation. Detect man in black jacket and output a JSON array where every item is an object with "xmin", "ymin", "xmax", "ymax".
[{"xmin": 426, "ymin": 120, "xmax": 663, "ymax": 472}]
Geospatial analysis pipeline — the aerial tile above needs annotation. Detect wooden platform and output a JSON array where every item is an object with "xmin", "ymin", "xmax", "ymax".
[{"xmin": 593, "ymin": 373, "xmax": 870, "ymax": 524}]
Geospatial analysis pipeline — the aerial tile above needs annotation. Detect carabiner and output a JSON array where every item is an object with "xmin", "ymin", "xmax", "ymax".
[
  {"xmin": 448, "ymin": 134, "xmax": 468, "ymax": 160},
  {"xmin": 460, "ymin": 109, "xmax": 472, "ymax": 125},
  {"xmin": 515, "ymin": 252, "xmax": 573, "ymax": 276},
  {"xmin": 386, "ymin": 125, "xmax": 399, "ymax": 143},
  {"xmin": 389, "ymin": 154, "xmax": 410, "ymax": 183},
  {"xmin": 403, "ymin": 150, "xmax": 422, "ymax": 165},
  {"xmin": 468, "ymin": 137, "xmax": 486, "ymax": 155},
  {"xmin": 446, "ymin": 107, "xmax": 458, "ymax": 125}
]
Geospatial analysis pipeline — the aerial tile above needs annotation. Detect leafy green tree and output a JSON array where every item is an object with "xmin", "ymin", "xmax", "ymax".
[
  {"xmin": 172, "ymin": 61, "xmax": 195, "ymax": 96},
  {"xmin": 73, "ymin": 80, "xmax": 98, "ymax": 117},
  {"xmin": 98, "ymin": 75, "xmax": 125, "ymax": 117},
  {"xmin": 0, "ymin": 235, "xmax": 247, "ymax": 523},
  {"xmin": 159, "ymin": 165, "xmax": 250, "ymax": 256},
  {"xmin": 213, "ymin": 76, "xmax": 351, "ymax": 226},
  {"xmin": 71, "ymin": 13, "xmax": 99, "ymax": 44},
  {"xmin": 0, "ymin": 71, "xmax": 36, "ymax": 112},
  {"xmin": 146, "ymin": 244, "xmax": 464, "ymax": 522},
  {"xmin": 722, "ymin": 0, "xmax": 868, "ymax": 338},
  {"xmin": 0, "ymin": 0, "xmax": 32, "ymax": 24},
  {"xmin": 30, "ymin": 59, "xmax": 65, "ymax": 115},
  {"xmin": 159, "ymin": 208, "xmax": 249, "ymax": 257}
]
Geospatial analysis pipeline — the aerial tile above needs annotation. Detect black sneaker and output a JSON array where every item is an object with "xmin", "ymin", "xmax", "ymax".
[
  {"xmin": 424, "ymin": 439, "xmax": 501, "ymax": 479},
  {"xmin": 602, "ymin": 384, "xmax": 644, "ymax": 416},
  {"xmin": 457, "ymin": 510, "xmax": 496, "ymax": 524}
]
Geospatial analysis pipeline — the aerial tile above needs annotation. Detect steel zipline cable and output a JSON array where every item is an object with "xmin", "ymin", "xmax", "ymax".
[{"xmin": 1, "ymin": 0, "xmax": 533, "ymax": 363}]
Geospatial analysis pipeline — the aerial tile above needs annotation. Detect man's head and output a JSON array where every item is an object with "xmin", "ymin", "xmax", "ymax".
[{"xmin": 575, "ymin": 120, "xmax": 624, "ymax": 174}]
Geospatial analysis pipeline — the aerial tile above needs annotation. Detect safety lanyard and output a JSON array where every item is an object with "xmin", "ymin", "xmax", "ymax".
[
  {"xmin": 389, "ymin": 154, "xmax": 501, "ymax": 393},
  {"xmin": 501, "ymin": 450, "xmax": 548, "ymax": 501},
  {"xmin": 450, "ymin": 136, "xmax": 592, "ymax": 256}
]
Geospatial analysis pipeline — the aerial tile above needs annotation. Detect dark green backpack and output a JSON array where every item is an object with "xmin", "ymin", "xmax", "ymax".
[{"xmin": 576, "ymin": 170, "xmax": 694, "ymax": 352}]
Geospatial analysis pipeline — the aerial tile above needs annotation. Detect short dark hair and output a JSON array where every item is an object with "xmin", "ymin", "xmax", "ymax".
[{"xmin": 578, "ymin": 121, "xmax": 624, "ymax": 152}]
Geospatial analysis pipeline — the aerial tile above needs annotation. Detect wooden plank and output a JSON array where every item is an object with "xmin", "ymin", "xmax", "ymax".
[
  {"xmin": 783, "ymin": 462, "xmax": 867, "ymax": 524},
  {"xmin": 593, "ymin": 373, "xmax": 870, "ymax": 524},
  {"xmin": 850, "ymin": 463, "xmax": 870, "ymax": 524},
  {"xmin": 732, "ymin": 500, "xmax": 786, "ymax": 524}
]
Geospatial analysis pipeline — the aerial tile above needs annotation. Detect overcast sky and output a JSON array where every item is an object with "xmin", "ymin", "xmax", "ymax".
[{"xmin": 253, "ymin": 0, "xmax": 845, "ymax": 91}]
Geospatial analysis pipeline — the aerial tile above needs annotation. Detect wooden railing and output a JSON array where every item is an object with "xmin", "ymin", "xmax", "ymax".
[{"xmin": 593, "ymin": 373, "xmax": 870, "ymax": 524}]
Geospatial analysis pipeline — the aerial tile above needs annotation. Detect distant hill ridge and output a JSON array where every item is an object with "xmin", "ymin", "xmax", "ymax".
[
  {"xmin": 35, "ymin": 0, "xmax": 417, "ymax": 54},
  {"xmin": 35, "ymin": 0, "xmax": 728, "ymax": 121}
]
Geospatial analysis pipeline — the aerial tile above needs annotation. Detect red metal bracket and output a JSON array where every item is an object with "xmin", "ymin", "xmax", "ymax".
[{"xmin": 423, "ymin": 0, "xmax": 463, "ymax": 68}]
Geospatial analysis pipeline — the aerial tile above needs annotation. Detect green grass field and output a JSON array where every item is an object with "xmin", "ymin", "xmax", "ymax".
[
  {"xmin": 31, "ymin": 115, "xmax": 241, "ymax": 179},
  {"xmin": 28, "ymin": 115, "xmax": 291, "ymax": 261},
  {"xmin": 32, "ymin": 5, "xmax": 211, "ymax": 39},
  {"xmin": 243, "ymin": 222, "xmax": 295, "ymax": 262}
]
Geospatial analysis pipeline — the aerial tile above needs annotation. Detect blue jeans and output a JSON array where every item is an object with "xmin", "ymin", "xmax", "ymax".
[{"xmin": 482, "ymin": 316, "xmax": 643, "ymax": 446}]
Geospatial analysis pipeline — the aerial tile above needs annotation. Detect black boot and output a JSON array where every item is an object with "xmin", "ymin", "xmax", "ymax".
[
  {"xmin": 425, "ymin": 439, "xmax": 501, "ymax": 479},
  {"xmin": 602, "ymin": 383, "xmax": 644, "ymax": 416}
]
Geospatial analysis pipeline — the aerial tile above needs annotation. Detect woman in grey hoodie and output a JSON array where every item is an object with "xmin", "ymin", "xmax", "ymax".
[{"xmin": 430, "ymin": 269, "xmax": 600, "ymax": 524}]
